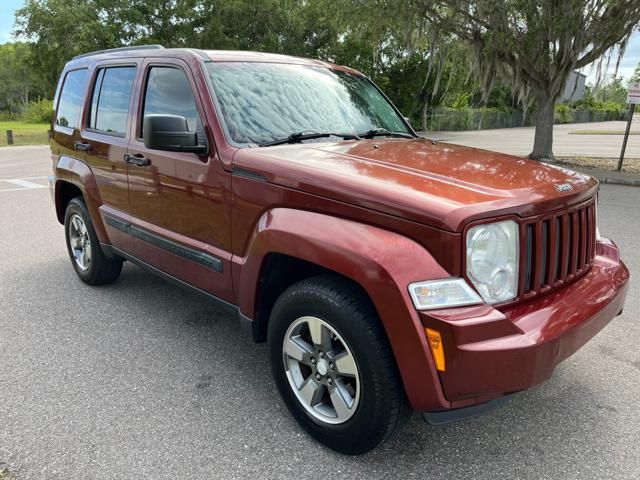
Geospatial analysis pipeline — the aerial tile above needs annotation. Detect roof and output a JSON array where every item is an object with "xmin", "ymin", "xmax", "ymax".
[{"xmin": 66, "ymin": 46, "xmax": 362, "ymax": 76}]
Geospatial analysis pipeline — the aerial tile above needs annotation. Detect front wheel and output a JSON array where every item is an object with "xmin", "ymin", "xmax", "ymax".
[{"xmin": 268, "ymin": 275, "xmax": 411, "ymax": 454}]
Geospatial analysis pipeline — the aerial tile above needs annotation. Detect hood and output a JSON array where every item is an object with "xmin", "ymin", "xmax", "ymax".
[{"xmin": 232, "ymin": 138, "xmax": 598, "ymax": 232}]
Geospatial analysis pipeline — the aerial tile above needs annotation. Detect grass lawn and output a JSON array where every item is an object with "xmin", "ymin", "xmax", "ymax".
[
  {"xmin": 0, "ymin": 465, "xmax": 16, "ymax": 480},
  {"xmin": 0, "ymin": 121, "xmax": 49, "ymax": 147},
  {"xmin": 555, "ymin": 156, "xmax": 640, "ymax": 174},
  {"xmin": 569, "ymin": 130, "xmax": 640, "ymax": 135}
]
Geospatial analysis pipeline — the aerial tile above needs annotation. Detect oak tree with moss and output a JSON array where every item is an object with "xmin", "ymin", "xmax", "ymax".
[{"xmin": 414, "ymin": 0, "xmax": 640, "ymax": 160}]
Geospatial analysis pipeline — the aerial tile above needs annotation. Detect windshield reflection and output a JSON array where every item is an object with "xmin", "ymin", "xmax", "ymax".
[{"xmin": 206, "ymin": 62, "xmax": 410, "ymax": 146}]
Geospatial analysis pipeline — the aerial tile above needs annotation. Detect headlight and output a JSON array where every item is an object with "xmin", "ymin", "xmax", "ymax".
[
  {"xmin": 408, "ymin": 278, "xmax": 483, "ymax": 310},
  {"xmin": 466, "ymin": 220, "xmax": 519, "ymax": 304}
]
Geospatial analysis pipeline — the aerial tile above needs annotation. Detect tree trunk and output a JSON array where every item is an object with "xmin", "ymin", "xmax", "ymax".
[
  {"xmin": 421, "ymin": 96, "xmax": 429, "ymax": 132},
  {"xmin": 529, "ymin": 96, "xmax": 555, "ymax": 160}
]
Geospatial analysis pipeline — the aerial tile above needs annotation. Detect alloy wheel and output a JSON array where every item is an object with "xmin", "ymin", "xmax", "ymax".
[
  {"xmin": 68, "ymin": 213, "xmax": 92, "ymax": 271},
  {"xmin": 282, "ymin": 316, "xmax": 360, "ymax": 424}
]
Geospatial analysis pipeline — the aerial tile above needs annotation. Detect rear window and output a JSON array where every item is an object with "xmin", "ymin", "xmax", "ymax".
[
  {"xmin": 88, "ymin": 66, "xmax": 137, "ymax": 136},
  {"xmin": 56, "ymin": 69, "xmax": 89, "ymax": 130}
]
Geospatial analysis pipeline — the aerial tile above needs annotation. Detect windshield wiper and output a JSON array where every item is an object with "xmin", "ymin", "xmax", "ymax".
[
  {"xmin": 358, "ymin": 128, "xmax": 414, "ymax": 139},
  {"xmin": 259, "ymin": 131, "xmax": 361, "ymax": 147}
]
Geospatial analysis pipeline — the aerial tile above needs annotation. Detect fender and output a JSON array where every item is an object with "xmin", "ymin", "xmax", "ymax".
[
  {"xmin": 54, "ymin": 154, "xmax": 108, "ymax": 242},
  {"xmin": 234, "ymin": 208, "xmax": 453, "ymax": 411}
]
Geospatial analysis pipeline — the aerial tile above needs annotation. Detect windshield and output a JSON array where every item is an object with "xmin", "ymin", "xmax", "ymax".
[{"xmin": 205, "ymin": 62, "xmax": 411, "ymax": 146}]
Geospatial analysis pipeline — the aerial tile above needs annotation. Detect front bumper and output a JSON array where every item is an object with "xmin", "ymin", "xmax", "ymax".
[{"xmin": 420, "ymin": 239, "xmax": 629, "ymax": 408}]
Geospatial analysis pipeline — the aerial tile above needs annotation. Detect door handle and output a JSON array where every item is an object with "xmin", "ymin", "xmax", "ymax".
[
  {"xmin": 73, "ymin": 141, "xmax": 91, "ymax": 152},
  {"xmin": 124, "ymin": 153, "xmax": 151, "ymax": 167}
]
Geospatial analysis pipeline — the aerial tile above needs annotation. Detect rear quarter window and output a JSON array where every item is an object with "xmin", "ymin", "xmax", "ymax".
[{"xmin": 55, "ymin": 69, "xmax": 89, "ymax": 132}]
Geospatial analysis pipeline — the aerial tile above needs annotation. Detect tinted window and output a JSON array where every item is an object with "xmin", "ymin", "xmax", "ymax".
[
  {"xmin": 206, "ymin": 62, "xmax": 410, "ymax": 145},
  {"xmin": 56, "ymin": 69, "xmax": 89, "ymax": 129},
  {"xmin": 143, "ymin": 67, "xmax": 199, "ymax": 134},
  {"xmin": 88, "ymin": 66, "xmax": 136, "ymax": 135}
]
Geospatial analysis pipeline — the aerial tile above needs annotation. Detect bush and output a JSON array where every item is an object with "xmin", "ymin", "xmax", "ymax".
[
  {"xmin": 554, "ymin": 101, "xmax": 627, "ymax": 125},
  {"xmin": 20, "ymin": 99, "xmax": 53, "ymax": 123},
  {"xmin": 554, "ymin": 103, "xmax": 574, "ymax": 123},
  {"xmin": 426, "ymin": 107, "xmax": 531, "ymax": 131},
  {"xmin": 426, "ymin": 102, "xmax": 628, "ymax": 131}
]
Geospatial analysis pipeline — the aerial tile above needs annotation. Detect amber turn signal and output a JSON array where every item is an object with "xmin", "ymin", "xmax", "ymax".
[{"xmin": 425, "ymin": 328, "xmax": 446, "ymax": 372}]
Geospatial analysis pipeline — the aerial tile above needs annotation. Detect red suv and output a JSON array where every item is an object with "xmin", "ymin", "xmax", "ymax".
[{"xmin": 49, "ymin": 46, "xmax": 629, "ymax": 454}]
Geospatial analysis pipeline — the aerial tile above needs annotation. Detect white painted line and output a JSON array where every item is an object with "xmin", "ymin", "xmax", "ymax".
[
  {"xmin": 0, "ymin": 177, "xmax": 49, "ymax": 192},
  {"xmin": 3, "ymin": 179, "xmax": 48, "ymax": 189},
  {"xmin": 0, "ymin": 187, "xmax": 49, "ymax": 193}
]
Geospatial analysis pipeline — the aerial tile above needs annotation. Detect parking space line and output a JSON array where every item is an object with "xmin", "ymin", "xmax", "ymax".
[
  {"xmin": 0, "ymin": 177, "xmax": 49, "ymax": 193},
  {"xmin": 4, "ymin": 179, "xmax": 48, "ymax": 189},
  {"xmin": 0, "ymin": 187, "xmax": 49, "ymax": 193}
]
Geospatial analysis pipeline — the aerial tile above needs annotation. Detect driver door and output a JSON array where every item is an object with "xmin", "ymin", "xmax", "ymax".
[{"xmin": 126, "ymin": 59, "xmax": 233, "ymax": 302}]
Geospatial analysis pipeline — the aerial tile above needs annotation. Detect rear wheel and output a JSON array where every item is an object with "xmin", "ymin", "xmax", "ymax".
[
  {"xmin": 64, "ymin": 197, "xmax": 122, "ymax": 285},
  {"xmin": 268, "ymin": 275, "xmax": 411, "ymax": 454}
]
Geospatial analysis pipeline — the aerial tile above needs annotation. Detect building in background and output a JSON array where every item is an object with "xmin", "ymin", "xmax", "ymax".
[{"xmin": 560, "ymin": 71, "xmax": 586, "ymax": 102}]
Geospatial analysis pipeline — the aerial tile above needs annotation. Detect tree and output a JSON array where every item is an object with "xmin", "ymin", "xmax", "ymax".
[
  {"xmin": 0, "ymin": 43, "xmax": 48, "ymax": 115},
  {"xmin": 632, "ymin": 62, "xmax": 640, "ymax": 83},
  {"xmin": 413, "ymin": 0, "xmax": 640, "ymax": 160},
  {"xmin": 12, "ymin": 0, "xmax": 330, "ymax": 95},
  {"xmin": 590, "ymin": 74, "xmax": 629, "ymax": 103},
  {"xmin": 325, "ymin": 1, "xmax": 475, "ymax": 129},
  {"xmin": 14, "ymin": 0, "xmax": 135, "ymax": 96}
]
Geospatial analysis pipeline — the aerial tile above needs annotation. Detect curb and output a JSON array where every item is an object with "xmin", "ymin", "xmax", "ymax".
[
  {"xmin": 550, "ymin": 161, "xmax": 640, "ymax": 188},
  {"xmin": 597, "ymin": 176, "xmax": 640, "ymax": 187}
]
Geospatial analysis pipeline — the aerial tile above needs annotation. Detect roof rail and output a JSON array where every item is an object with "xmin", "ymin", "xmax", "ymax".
[{"xmin": 72, "ymin": 45, "xmax": 164, "ymax": 60}]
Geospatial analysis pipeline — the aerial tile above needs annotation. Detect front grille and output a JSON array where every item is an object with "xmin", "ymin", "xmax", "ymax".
[{"xmin": 518, "ymin": 199, "xmax": 596, "ymax": 298}]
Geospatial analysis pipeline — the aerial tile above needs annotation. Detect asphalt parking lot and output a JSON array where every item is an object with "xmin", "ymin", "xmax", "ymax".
[{"xmin": 1, "ymin": 146, "xmax": 639, "ymax": 479}]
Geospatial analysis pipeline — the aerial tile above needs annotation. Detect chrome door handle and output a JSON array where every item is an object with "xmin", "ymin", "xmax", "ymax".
[
  {"xmin": 74, "ymin": 141, "xmax": 91, "ymax": 152},
  {"xmin": 124, "ymin": 154, "xmax": 151, "ymax": 167}
]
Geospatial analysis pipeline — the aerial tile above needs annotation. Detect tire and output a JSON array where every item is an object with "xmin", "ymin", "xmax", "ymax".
[
  {"xmin": 268, "ymin": 275, "xmax": 411, "ymax": 455},
  {"xmin": 64, "ymin": 197, "xmax": 122, "ymax": 285}
]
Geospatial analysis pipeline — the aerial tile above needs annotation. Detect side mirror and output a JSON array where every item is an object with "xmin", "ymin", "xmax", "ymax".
[{"xmin": 143, "ymin": 114, "xmax": 207, "ymax": 154}]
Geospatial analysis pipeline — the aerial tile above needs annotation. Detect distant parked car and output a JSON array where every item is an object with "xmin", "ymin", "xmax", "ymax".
[{"xmin": 48, "ymin": 46, "xmax": 629, "ymax": 454}]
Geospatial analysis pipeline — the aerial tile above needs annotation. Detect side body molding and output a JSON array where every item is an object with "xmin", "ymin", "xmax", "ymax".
[
  {"xmin": 54, "ymin": 155, "xmax": 108, "ymax": 242},
  {"xmin": 234, "ymin": 208, "xmax": 453, "ymax": 411}
]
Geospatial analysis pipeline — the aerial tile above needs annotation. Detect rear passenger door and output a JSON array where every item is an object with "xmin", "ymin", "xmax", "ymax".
[
  {"xmin": 80, "ymin": 61, "xmax": 140, "ymax": 251},
  {"xmin": 125, "ymin": 59, "xmax": 233, "ymax": 302}
]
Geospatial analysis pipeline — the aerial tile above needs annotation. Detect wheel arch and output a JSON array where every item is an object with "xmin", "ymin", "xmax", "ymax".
[
  {"xmin": 234, "ymin": 208, "xmax": 453, "ymax": 411},
  {"xmin": 251, "ymin": 253, "xmax": 371, "ymax": 343},
  {"xmin": 54, "ymin": 180, "xmax": 83, "ymax": 224},
  {"xmin": 54, "ymin": 155, "xmax": 107, "ymax": 242}
]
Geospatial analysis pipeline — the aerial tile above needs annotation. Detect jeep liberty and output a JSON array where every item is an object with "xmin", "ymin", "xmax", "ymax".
[{"xmin": 49, "ymin": 46, "xmax": 629, "ymax": 454}]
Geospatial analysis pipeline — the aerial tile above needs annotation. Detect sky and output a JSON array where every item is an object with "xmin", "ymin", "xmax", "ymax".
[
  {"xmin": 1, "ymin": 0, "xmax": 23, "ymax": 43},
  {"xmin": 0, "ymin": 0, "xmax": 638, "ymax": 84}
]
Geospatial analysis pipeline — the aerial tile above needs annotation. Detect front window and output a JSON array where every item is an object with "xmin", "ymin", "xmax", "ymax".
[
  {"xmin": 206, "ymin": 62, "xmax": 410, "ymax": 146},
  {"xmin": 142, "ymin": 67, "xmax": 200, "ymax": 134}
]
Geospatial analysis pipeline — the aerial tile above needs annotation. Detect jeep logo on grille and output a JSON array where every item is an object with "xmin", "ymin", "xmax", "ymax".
[{"xmin": 554, "ymin": 183, "xmax": 573, "ymax": 192}]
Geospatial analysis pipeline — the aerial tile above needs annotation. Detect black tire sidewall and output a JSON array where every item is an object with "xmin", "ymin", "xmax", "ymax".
[{"xmin": 268, "ymin": 278, "xmax": 405, "ymax": 454}]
